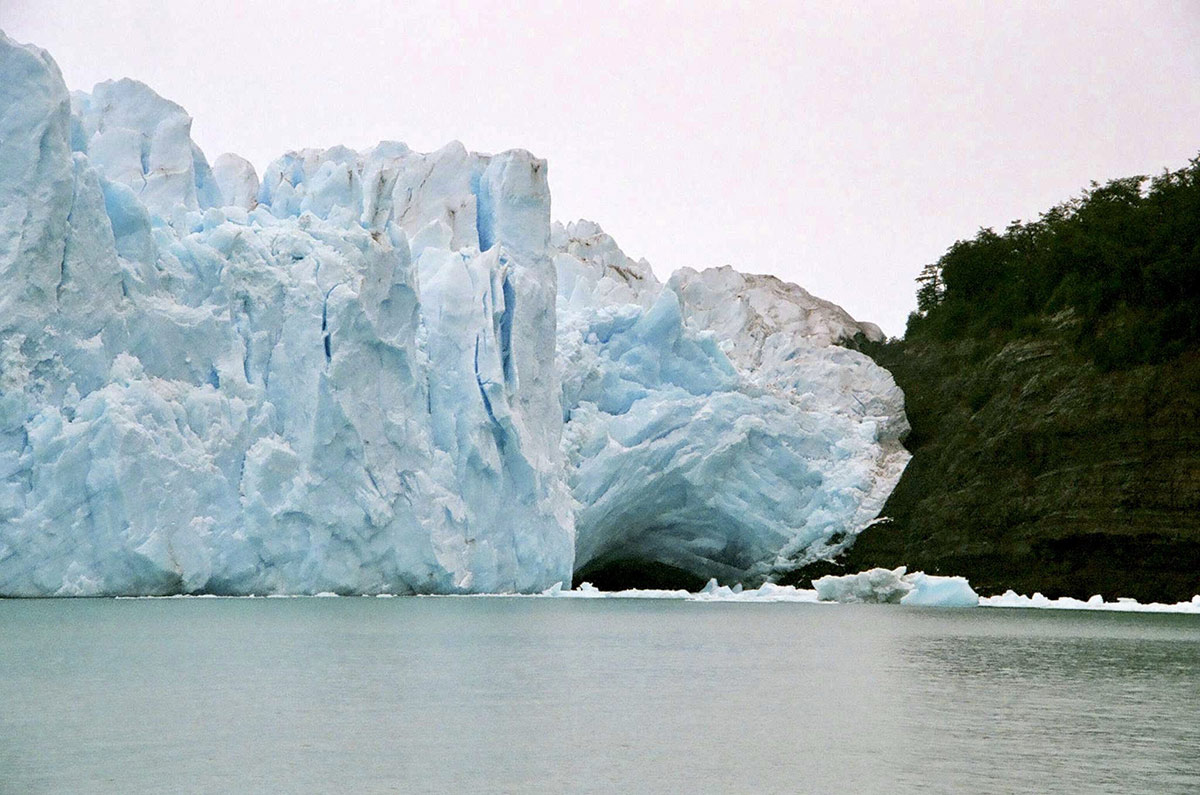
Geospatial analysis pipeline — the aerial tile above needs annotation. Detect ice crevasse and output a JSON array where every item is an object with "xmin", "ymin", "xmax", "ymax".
[{"xmin": 0, "ymin": 33, "xmax": 909, "ymax": 596}]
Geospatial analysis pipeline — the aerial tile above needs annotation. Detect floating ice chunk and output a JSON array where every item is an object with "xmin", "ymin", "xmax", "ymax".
[
  {"xmin": 698, "ymin": 578, "xmax": 738, "ymax": 599},
  {"xmin": 814, "ymin": 567, "xmax": 913, "ymax": 604},
  {"xmin": 899, "ymin": 572, "xmax": 979, "ymax": 608},
  {"xmin": 813, "ymin": 568, "xmax": 979, "ymax": 607}
]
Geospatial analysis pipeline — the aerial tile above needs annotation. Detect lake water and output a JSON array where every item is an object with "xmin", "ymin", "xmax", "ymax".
[{"xmin": 1, "ymin": 598, "xmax": 1197, "ymax": 794}]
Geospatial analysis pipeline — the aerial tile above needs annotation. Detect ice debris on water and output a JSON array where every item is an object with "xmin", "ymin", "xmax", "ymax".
[
  {"xmin": 540, "ymin": 576, "xmax": 1200, "ymax": 612},
  {"xmin": 980, "ymin": 591, "xmax": 1200, "ymax": 614},
  {"xmin": 540, "ymin": 579, "xmax": 822, "ymax": 603},
  {"xmin": 536, "ymin": 571, "xmax": 974, "ymax": 607}
]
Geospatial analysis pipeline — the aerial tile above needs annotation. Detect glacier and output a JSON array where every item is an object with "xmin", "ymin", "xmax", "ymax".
[{"xmin": 0, "ymin": 32, "xmax": 909, "ymax": 596}]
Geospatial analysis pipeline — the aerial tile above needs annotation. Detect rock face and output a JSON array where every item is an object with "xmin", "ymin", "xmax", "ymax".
[
  {"xmin": 838, "ymin": 319, "xmax": 1200, "ymax": 603},
  {"xmin": 0, "ymin": 33, "xmax": 908, "ymax": 595}
]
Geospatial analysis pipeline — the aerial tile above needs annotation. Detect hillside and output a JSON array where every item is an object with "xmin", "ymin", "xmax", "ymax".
[{"xmin": 828, "ymin": 158, "xmax": 1200, "ymax": 601}]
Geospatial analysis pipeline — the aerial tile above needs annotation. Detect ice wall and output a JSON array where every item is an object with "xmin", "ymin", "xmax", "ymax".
[
  {"xmin": 0, "ymin": 32, "xmax": 909, "ymax": 595},
  {"xmin": 0, "ymin": 33, "xmax": 571, "ymax": 595},
  {"xmin": 553, "ymin": 223, "xmax": 909, "ymax": 583}
]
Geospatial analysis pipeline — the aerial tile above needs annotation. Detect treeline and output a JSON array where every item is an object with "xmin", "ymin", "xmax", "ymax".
[{"xmin": 907, "ymin": 156, "xmax": 1200, "ymax": 369}]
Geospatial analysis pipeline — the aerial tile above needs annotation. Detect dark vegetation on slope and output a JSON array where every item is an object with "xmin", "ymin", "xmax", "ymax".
[{"xmin": 813, "ymin": 157, "xmax": 1200, "ymax": 601}]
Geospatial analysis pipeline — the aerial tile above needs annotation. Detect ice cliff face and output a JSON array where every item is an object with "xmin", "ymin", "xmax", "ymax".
[
  {"xmin": 554, "ymin": 223, "xmax": 908, "ymax": 584},
  {"xmin": 0, "ymin": 33, "xmax": 908, "ymax": 595}
]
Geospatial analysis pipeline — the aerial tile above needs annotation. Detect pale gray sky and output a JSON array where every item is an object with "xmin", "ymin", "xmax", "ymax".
[{"xmin": 6, "ymin": 0, "xmax": 1200, "ymax": 334}]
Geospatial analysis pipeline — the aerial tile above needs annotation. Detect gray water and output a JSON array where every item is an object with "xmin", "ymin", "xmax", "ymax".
[{"xmin": 1, "ymin": 598, "xmax": 1197, "ymax": 794}]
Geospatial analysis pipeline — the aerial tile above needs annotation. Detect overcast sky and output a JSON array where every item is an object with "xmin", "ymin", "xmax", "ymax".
[{"xmin": 6, "ymin": 1, "xmax": 1200, "ymax": 334}]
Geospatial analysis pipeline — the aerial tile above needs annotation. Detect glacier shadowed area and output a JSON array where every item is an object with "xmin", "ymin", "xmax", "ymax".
[{"xmin": 0, "ymin": 33, "xmax": 908, "ymax": 596}]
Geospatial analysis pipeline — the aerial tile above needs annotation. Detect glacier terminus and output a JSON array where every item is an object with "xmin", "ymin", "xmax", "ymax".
[{"xmin": 0, "ymin": 32, "xmax": 909, "ymax": 596}]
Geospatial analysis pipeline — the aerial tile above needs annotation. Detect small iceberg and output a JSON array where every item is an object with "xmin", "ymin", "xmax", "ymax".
[{"xmin": 813, "ymin": 567, "xmax": 980, "ymax": 607}]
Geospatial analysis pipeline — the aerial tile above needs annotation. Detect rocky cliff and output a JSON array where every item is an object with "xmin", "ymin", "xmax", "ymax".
[
  {"xmin": 837, "ymin": 325, "xmax": 1200, "ymax": 602},
  {"xmin": 825, "ymin": 153, "xmax": 1200, "ymax": 602}
]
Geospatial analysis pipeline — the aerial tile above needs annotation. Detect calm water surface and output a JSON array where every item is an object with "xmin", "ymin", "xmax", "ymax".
[{"xmin": 1, "ymin": 597, "xmax": 1197, "ymax": 794}]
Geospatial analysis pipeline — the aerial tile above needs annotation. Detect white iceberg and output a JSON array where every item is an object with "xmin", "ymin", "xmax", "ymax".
[
  {"xmin": 813, "ymin": 567, "xmax": 980, "ymax": 607},
  {"xmin": 899, "ymin": 572, "xmax": 980, "ymax": 608}
]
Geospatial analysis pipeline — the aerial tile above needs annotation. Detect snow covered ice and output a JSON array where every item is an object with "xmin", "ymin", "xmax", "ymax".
[{"xmin": 0, "ymin": 33, "xmax": 909, "ymax": 596}]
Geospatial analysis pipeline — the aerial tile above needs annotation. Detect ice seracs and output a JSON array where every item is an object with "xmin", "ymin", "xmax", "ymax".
[
  {"xmin": 211, "ymin": 153, "xmax": 259, "ymax": 210},
  {"xmin": 0, "ymin": 31, "xmax": 910, "ymax": 596},
  {"xmin": 70, "ymin": 78, "xmax": 224, "ymax": 218},
  {"xmin": 0, "ymin": 32, "xmax": 570, "ymax": 596}
]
